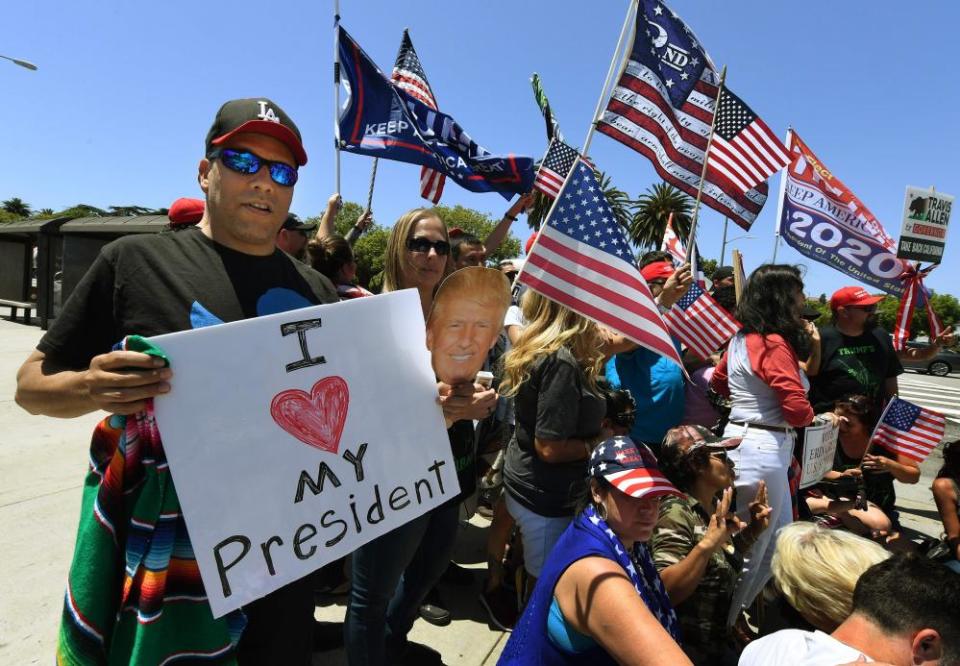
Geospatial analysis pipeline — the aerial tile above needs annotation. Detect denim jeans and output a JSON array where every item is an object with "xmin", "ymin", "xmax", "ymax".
[{"xmin": 344, "ymin": 499, "xmax": 460, "ymax": 665}]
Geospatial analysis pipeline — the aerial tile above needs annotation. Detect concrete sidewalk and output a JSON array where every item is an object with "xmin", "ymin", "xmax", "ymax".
[{"xmin": 0, "ymin": 316, "xmax": 952, "ymax": 665}]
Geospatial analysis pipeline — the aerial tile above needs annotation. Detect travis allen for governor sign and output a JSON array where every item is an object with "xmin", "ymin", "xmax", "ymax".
[
  {"xmin": 150, "ymin": 290, "xmax": 456, "ymax": 617},
  {"xmin": 898, "ymin": 186, "xmax": 954, "ymax": 264}
]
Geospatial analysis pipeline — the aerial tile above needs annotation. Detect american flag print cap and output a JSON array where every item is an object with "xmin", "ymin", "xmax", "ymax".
[{"xmin": 589, "ymin": 436, "xmax": 683, "ymax": 500}]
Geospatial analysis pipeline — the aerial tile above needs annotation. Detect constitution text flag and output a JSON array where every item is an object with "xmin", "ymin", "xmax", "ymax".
[
  {"xmin": 663, "ymin": 282, "xmax": 740, "ymax": 360},
  {"xmin": 518, "ymin": 160, "xmax": 683, "ymax": 369},
  {"xmin": 708, "ymin": 87, "xmax": 790, "ymax": 194},
  {"xmin": 534, "ymin": 139, "xmax": 579, "ymax": 199},
  {"xmin": 596, "ymin": 0, "xmax": 769, "ymax": 230},
  {"xmin": 391, "ymin": 30, "xmax": 445, "ymax": 204},
  {"xmin": 871, "ymin": 397, "xmax": 945, "ymax": 463}
]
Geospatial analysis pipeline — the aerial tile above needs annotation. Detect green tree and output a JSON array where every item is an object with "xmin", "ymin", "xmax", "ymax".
[
  {"xmin": 432, "ymin": 204, "xmax": 521, "ymax": 264},
  {"xmin": 304, "ymin": 201, "xmax": 390, "ymax": 291},
  {"xmin": 2, "ymin": 197, "xmax": 32, "ymax": 217},
  {"xmin": 630, "ymin": 182, "xmax": 694, "ymax": 250},
  {"xmin": 0, "ymin": 209, "xmax": 19, "ymax": 224},
  {"xmin": 54, "ymin": 203, "xmax": 107, "ymax": 218},
  {"xmin": 36, "ymin": 208, "xmax": 55, "ymax": 217}
]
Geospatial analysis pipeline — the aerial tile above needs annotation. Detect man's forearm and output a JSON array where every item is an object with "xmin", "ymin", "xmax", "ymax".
[{"xmin": 15, "ymin": 358, "xmax": 98, "ymax": 418}]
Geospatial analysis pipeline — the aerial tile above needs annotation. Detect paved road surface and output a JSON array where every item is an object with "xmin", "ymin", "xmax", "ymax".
[{"xmin": 898, "ymin": 370, "xmax": 960, "ymax": 423}]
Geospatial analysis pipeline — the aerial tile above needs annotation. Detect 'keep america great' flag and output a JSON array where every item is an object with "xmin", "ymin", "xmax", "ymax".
[{"xmin": 336, "ymin": 26, "xmax": 534, "ymax": 199}]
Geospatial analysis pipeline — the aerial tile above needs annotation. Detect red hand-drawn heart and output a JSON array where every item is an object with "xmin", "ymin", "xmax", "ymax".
[{"xmin": 270, "ymin": 376, "xmax": 350, "ymax": 453}]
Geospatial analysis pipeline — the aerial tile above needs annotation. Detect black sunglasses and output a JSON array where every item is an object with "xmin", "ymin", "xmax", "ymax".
[
  {"xmin": 209, "ymin": 148, "xmax": 298, "ymax": 187},
  {"xmin": 406, "ymin": 237, "xmax": 450, "ymax": 256}
]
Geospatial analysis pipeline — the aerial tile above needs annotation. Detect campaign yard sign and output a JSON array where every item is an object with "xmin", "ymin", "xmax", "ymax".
[
  {"xmin": 898, "ymin": 187, "xmax": 954, "ymax": 263},
  {"xmin": 799, "ymin": 416, "xmax": 840, "ymax": 489},
  {"xmin": 150, "ymin": 289, "xmax": 456, "ymax": 617}
]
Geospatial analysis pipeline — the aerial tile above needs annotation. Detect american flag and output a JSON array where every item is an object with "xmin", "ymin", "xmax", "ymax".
[
  {"xmin": 663, "ymin": 281, "xmax": 740, "ymax": 360},
  {"xmin": 871, "ymin": 397, "xmax": 946, "ymax": 463},
  {"xmin": 534, "ymin": 139, "xmax": 580, "ymax": 199},
  {"xmin": 708, "ymin": 87, "xmax": 790, "ymax": 194},
  {"xmin": 596, "ymin": 0, "xmax": 772, "ymax": 230},
  {"xmin": 519, "ymin": 160, "xmax": 683, "ymax": 368},
  {"xmin": 660, "ymin": 213, "xmax": 686, "ymax": 263},
  {"xmin": 391, "ymin": 30, "xmax": 445, "ymax": 204}
]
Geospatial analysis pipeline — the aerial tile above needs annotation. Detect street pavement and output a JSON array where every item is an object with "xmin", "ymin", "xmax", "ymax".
[
  {"xmin": 898, "ymin": 370, "xmax": 960, "ymax": 423},
  {"xmin": 0, "ymin": 317, "xmax": 956, "ymax": 665}
]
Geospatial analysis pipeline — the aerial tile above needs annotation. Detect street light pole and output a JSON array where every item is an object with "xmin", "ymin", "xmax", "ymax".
[
  {"xmin": 0, "ymin": 54, "xmax": 38, "ymax": 71},
  {"xmin": 721, "ymin": 231, "xmax": 755, "ymax": 265}
]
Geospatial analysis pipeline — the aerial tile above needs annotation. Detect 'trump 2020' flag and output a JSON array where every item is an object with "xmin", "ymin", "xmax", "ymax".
[
  {"xmin": 337, "ymin": 26, "xmax": 534, "ymax": 199},
  {"xmin": 708, "ymin": 87, "xmax": 790, "ymax": 194},
  {"xmin": 777, "ymin": 130, "xmax": 910, "ymax": 295},
  {"xmin": 390, "ymin": 30, "xmax": 445, "ymax": 204},
  {"xmin": 871, "ymin": 397, "xmax": 945, "ymax": 463},
  {"xmin": 518, "ymin": 160, "xmax": 683, "ymax": 369},
  {"xmin": 663, "ymin": 282, "xmax": 740, "ymax": 360},
  {"xmin": 596, "ymin": 0, "xmax": 770, "ymax": 230},
  {"xmin": 533, "ymin": 139, "xmax": 580, "ymax": 199}
]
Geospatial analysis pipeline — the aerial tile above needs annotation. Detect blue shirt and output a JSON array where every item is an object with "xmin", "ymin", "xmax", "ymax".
[{"xmin": 607, "ymin": 347, "xmax": 685, "ymax": 445}]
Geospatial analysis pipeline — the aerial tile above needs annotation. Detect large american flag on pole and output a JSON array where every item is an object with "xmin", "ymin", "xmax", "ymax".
[
  {"xmin": 663, "ymin": 282, "xmax": 740, "ymax": 360},
  {"xmin": 391, "ymin": 30, "xmax": 445, "ymax": 204},
  {"xmin": 534, "ymin": 139, "xmax": 580, "ymax": 199},
  {"xmin": 518, "ymin": 160, "xmax": 683, "ymax": 369},
  {"xmin": 871, "ymin": 397, "xmax": 946, "ymax": 463},
  {"xmin": 597, "ymin": 0, "xmax": 771, "ymax": 230},
  {"xmin": 708, "ymin": 87, "xmax": 790, "ymax": 194}
]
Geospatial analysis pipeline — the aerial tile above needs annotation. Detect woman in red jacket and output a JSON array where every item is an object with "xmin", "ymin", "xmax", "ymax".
[{"xmin": 710, "ymin": 264, "xmax": 838, "ymax": 628}]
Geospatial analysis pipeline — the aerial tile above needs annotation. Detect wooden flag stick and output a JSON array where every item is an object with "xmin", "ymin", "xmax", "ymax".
[
  {"xmin": 581, "ymin": 0, "xmax": 636, "ymax": 157},
  {"xmin": 685, "ymin": 66, "xmax": 727, "ymax": 256},
  {"xmin": 732, "ymin": 249, "xmax": 744, "ymax": 303}
]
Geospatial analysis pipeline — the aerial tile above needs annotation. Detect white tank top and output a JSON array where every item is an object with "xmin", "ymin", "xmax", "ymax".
[{"xmin": 726, "ymin": 333, "xmax": 809, "ymax": 427}]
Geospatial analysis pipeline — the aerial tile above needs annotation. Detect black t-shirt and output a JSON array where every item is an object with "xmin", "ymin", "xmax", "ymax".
[
  {"xmin": 503, "ymin": 347, "xmax": 605, "ymax": 517},
  {"xmin": 448, "ymin": 419, "xmax": 477, "ymax": 501},
  {"xmin": 39, "ymin": 228, "xmax": 338, "ymax": 367},
  {"xmin": 834, "ymin": 441, "xmax": 897, "ymax": 516},
  {"xmin": 808, "ymin": 325, "xmax": 903, "ymax": 414}
]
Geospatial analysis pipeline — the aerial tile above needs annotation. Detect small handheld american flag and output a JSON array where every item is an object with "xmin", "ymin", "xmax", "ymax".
[
  {"xmin": 663, "ymin": 282, "xmax": 740, "ymax": 360},
  {"xmin": 870, "ymin": 397, "xmax": 946, "ymax": 464},
  {"xmin": 391, "ymin": 30, "xmax": 445, "ymax": 204},
  {"xmin": 660, "ymin": 213, "xmax": 686, "ymax": 264}
]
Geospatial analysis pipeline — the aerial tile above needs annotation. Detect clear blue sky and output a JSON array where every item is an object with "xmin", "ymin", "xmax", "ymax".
[{"xmin": 3, "ymin": 1, "xmax": 958, "ymax": 298}]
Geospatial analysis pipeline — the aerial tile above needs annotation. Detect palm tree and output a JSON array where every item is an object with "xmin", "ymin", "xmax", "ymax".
[
  {"xmin": 2, "ymin": 197, "xmax": 32, "ymax": 217},
  {"xmin": 629, "ymin": 182, "xmax": 694, "ymax": 250}
]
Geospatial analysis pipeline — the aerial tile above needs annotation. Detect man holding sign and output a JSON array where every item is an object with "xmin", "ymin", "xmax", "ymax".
[{"xmin": 15, "ymin": 99, "xmax": 337, "ymax": 664}]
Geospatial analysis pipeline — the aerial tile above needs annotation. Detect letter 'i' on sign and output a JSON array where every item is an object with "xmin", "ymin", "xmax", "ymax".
[{"xmin": 282, "ymin": 319, "xmax": 326, "ymax": 372}]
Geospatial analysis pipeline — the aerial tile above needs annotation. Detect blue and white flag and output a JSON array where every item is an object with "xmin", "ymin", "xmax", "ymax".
[{"xmin": 336, "ymin": 26, "xmax": 534, "ymax": 199}]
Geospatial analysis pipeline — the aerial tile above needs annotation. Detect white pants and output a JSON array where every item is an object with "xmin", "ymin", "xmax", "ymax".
[{"xmin": 723, "ymin": 423, "xmax": 795, "ymax": 626}]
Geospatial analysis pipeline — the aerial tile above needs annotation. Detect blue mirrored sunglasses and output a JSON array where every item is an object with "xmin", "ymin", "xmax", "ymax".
[{"xmin": 210, "ymin": 148, "xmax": 298, "ymax": 187}]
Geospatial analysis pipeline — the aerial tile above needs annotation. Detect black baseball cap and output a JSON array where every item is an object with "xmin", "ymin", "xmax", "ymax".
[
  {"xmin": 713, "ymin": 266, "xmax": 735, "ymax": 282},
  {"xmin": 205, "ymin": 98, "xmax": 308, "ymax": 166},
  {"xmin": 281, "ymin": 214, "xmax": 317, "ymax": 232}
]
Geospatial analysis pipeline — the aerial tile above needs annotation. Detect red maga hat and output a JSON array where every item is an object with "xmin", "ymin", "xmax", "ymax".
[{"xmin": 830, "ymin": 286, "xmax": 884, "ymax": 310}]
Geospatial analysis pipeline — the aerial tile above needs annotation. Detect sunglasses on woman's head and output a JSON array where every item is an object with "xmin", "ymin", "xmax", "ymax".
[
  {"xmin": 209, "ymin": 148, "xmax": 299, "ymax": 187},
  {"xmin": 406, "ymin": 237, "xmax": 450, "ymax": 256}
]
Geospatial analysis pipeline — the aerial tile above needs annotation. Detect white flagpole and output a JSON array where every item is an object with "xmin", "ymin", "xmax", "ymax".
[
  {"xmin": 771, "ymin": 128, "xmax": 793, "ymax": 263},
  {"xmin": 720, "ymin": 217, "xmax": 729, "ymax": 265},
  {"xmin": 333, "ymin": 0, "xmax": 342, "ymax": 193},
  {"xmin": 581, "ymin": 0, "xmax": 636, "ymax": 157},
  {"xmin": 685, "ymin": 66, "xmax": 727, "ymax": 256}
]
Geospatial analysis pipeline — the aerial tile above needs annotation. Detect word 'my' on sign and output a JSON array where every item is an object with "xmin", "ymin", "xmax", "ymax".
[
  {"xmin": 150, "ymin": 289, "xmax": 455, "ymax": 617},
  {"xmin": 898, "ymin": 186, "xmax": 954, "ymax": 264}
]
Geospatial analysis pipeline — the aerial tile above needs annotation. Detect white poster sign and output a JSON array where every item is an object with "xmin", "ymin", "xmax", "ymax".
[
  {"xmin": 150, "ymin": 289, "xmax": 457, "ymax": 617},
  {"xmin": 799, "ymin": 416, "xmax": 840, "ymax": 489},
  {"xmin": 897, "ymin": 186, "xmax": 954, "ymax": 263}
]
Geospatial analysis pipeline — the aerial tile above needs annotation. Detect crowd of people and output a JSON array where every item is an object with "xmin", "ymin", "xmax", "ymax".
[{"xmin": 13, "ymin": 97, "xmax": 960, "ymax": 665}]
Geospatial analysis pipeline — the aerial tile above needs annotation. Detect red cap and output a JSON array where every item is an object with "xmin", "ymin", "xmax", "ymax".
[
  {"xmin": 830, "ymin": 286, "xmax": 884, "ymax": 310},
  {"xmin": 168, "ymin": 198, "xmax": 205, "ymax": 226},
  {"xmin": 525, "ymin": 231, "xmax": 539, "ymax": 256},
  {"xmin": 640, "ymin": 261, "xmax": 675, "ymax": 283}
]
